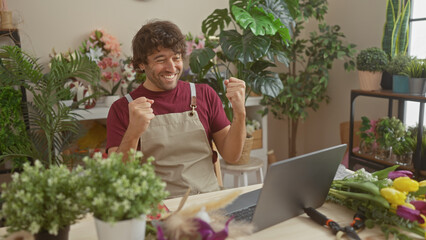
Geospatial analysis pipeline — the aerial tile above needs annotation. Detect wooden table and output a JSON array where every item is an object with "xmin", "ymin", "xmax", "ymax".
[{"xmin": 0, "ymin": 184, "xmax": 420, "ymax": 239}]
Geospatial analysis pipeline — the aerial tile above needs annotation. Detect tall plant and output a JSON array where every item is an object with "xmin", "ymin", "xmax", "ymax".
[
  {"xmin": 260, "ymin": 0, "xmax": 356, "ymax": 157},
  {"xmin": 382, "ymin": 0, "xmax": 411, "ymax": 58},
  {"xmin": 188, "ymin": 0, "xmax": 298, "ymax": 121},
  {"xmin": 0, "ymin": 46, "xmax": 100, "ymax": 167}
]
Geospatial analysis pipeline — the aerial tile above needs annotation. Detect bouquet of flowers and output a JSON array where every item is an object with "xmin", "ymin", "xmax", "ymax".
[
  {"xmin": 80, "ymin": 29, "xmax": 135, "ymax": 96},
  {"xmin": 328, "ymin": 166, "xmax": 426, "ymax": 239}
]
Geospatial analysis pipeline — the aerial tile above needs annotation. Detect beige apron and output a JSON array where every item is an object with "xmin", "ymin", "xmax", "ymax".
[{"xmin": 125, "ymin": 83, "xmax": 220, "ymax": 198}]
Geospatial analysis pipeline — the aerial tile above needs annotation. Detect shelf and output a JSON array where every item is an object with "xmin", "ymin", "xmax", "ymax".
[{"xmin": 349, "ymin": 89, "xmax": 426, "ymax": 172}]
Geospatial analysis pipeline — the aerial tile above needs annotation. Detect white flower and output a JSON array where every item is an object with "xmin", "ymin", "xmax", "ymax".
[{"xmin": 86, "ymin": 47, "xmax": 103, "ymax": 63}]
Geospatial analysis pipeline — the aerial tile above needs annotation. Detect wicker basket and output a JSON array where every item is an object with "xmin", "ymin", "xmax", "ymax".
[{"xmin": 230, "ymin": 136, "xmax": 253, "ymax": 165}]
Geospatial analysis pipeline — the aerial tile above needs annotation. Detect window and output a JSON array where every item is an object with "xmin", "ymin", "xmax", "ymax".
[{"xmin": 405, "ymin": 0, "xmax": 426, "ymax": 127}]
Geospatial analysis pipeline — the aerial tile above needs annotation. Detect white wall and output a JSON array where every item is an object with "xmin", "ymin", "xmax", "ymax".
[
  {"xmin": 7, "ymin": 0, "xmax": 390, "ymax": 161},
  {"xmin": 7, "ymin": 0, "xmax": 228, "ymax": 63},
  {"xmin": 268, "ymin": 0, "xmax": 390, "ymax": 160}
]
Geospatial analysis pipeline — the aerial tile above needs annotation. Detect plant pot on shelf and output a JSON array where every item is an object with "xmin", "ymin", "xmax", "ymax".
[
  {"xmin": 104, "ymin": 95, "xmax": 120, "ymax": 107},
  {"xmin": 380, "ymin": 71, "xmax": 393, "ymax": 90},
  {"xmin": 229, "ymin": 136, "xmax": 253, "ymax": 165},
  {"xmin": 358, "ymin": 71, "xmax": 382, "ymax": 91},
  {"xmin": 392, "ymin": 75, "xmax": 410, "ymax": 94},
  {"xmin": 94, "ymin": 215, "xmax": 146, "ymax": 240},
  {"xmin": 409, "ymin": 78, "xmax": 426, "ymax": 96},
  {"xmin": 34, "ymin": 225, "xmax": 70, "ymax": 240},
  {"xmin": 395, "ymin": 152, "xmax": 413, "ymax": 167}
]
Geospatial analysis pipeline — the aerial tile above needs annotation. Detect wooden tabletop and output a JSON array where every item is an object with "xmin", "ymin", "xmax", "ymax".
[{"xmin": 0, "ymin": 184, "xmax": 422, "ymax": 239}]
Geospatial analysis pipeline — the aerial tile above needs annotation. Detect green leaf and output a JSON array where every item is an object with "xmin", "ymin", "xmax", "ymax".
[
  {"xmin": 248, "ymin": 71, "xmax": 283, "ymax": 97},
  {"xmin": 382, "ymin": 0, "xmax": 397, "ymax": 56},
  {"xmin": 189, "ymin": 48, "xmax": 216, "ymax": 74},
  {"xmin": 371, "ymin": 165, "xmax": 399, "ymax": 180},
  {"xmin": 201, "ymin": 9, "xmax": 232, "ymax": 37},
  {"xmin": 259, "ymin": 0, "xmax": 296, "ymax": 38},
  {"xmin": 219, "ymin": 30, "xmax": 271, "ymax": 64},
  {"xmin": 232, "ymin": 5, "xmax": 277, "ymax": 36}
]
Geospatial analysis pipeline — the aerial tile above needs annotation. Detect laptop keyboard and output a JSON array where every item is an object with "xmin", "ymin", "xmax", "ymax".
[{"xmin": 227, "ymin": 205, "xmax": 256, "ymax": 222}]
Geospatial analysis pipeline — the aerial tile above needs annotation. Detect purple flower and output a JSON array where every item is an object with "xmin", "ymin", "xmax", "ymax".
[
  {"xmin": 388, "ymin": 170, "xmax": 414, "ymax": 180},
  {"xmin": 411, "ymin": 201, "xmax": 426, "ymax": 215},
  {"xmin": 396, "ymin": 205, "xmax": 424, "ymax": 223},
  {"xmin": 196, "ymin": 217, "xmax": 233, "ymax": 240}
]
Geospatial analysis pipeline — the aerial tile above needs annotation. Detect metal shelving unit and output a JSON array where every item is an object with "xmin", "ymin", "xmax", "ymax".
[{"xmin": 348, "ymin": 89, "xmax": 426, "ymax": 173}]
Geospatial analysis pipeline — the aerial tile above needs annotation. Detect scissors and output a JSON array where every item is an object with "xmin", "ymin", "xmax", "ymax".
[{"xmin": 304, "ymin": 207, "xmax": 364, "ymax": 240}]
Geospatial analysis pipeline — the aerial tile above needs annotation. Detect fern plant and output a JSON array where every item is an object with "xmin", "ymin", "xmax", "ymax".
[{"xmin": 0, "ymin": 45, "xmax": 100, "ymax": 167}]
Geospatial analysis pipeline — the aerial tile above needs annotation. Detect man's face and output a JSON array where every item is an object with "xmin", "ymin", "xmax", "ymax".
[{"xmin": 140, "ymin": 47, "xmax": 183, "ymax": 92}]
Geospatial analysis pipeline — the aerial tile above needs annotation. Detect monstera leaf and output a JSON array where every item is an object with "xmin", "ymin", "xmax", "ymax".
[
  {"xmin": 246, "ymin": 70, "xmax": 283, "ymax": 97},
  {"xmin": 232, "ymin": 6, "xmax": 278, "ymax": 36},
  {"xmin": 259, "ymin": 0, "xmax": 296, "ymax": 37},
  {"xmin": 189, "ymin": 48, "xmax": 216, "ymax": 74},
  {"xmin": 219, "ymin": 30, "xmax": 271, "ymax": 65},
  {"xmin": 201, "ymin": 9, "xmax": 232, "ymax": 37}
]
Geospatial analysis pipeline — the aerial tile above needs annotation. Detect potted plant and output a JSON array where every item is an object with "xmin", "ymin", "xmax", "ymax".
[
  {"xmin": 385, "ymin": 54, "xmax": 412, "ymax": 93},
  {"xmin": 357, "ymin": 116, "xmax": 376, "ymax": 155},
  {"xmin": 0, "ymin": 86, "xmax": 30, "ymax": 171},
  {"xmin": 260, "ymin": 0, "xmax": 356, "ymax": 157},
  {"xmin": 82, "ymin": 150, "xmax": 168, "ymax": 240},
  {"xmin": 356, "ymin": 47, "xmax": 389, "ymax": 91},
  {"xmin": 392, "ymin": 133, "xmax": 414, "ymax": 166},
  {"xmin": 188, "ymin": 0, "xmax": 298, "ymax": 121},
  {"xmin": 402, "ymin": 58, "xmax": 426, "ymax": 95},
  {"xmin": 0, "ymin": 45, "xmax": 100, "ymax": 167},
  {"xmin": 380, "ymin": 0, "xmax": 411, "ymax": 89},
  {"xmin": 0, "ymin": 161, "xmax": 86, "ymax": 240},
  {"xmin": 375, "ymin": 116, "xmax": 406, "ymax": 161}
]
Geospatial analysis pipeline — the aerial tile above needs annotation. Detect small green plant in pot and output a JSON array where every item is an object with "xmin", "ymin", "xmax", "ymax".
[
  {"xmin": 386, "ymin": 54, "xmax": 412, "ymax": 93},
  {"xmin": 356, "ymin": 47, "xmax": 388, "ymax": 91},
  {"xmin": 0, "ymin": 161, "xmax": 86, "ymax": 240},
  {"xmin": 82, "ymin": 150, "xmax": 168, "ymax": 240},
  {"xmin": 357, "ymin": 116, "xmax": 376, "ymax": 155},
  {"xmin": 375, "ymin": 116, "xmax": 406, "ymax": 162},
  {"xmin": 392, "ymin": 133, "xmax": 414, "ymax": 166},
  {"xmin": 402, "ymin": 59, "xmax": 426, "ymax": 95}
]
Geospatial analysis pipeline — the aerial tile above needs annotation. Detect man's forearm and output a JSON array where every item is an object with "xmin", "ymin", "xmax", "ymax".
[
  {"xmin": 221, "ymin": 112, "xmax": 246, "ymax": 164},
  {"xmin": 114, "ymin": 128, "xmax": 140, "ymax": 161}
]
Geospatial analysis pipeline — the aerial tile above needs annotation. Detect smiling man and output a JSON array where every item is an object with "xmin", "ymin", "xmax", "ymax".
[{"xmin": 106, "ymin": 20, "xmax": 246, "ymax": 198}]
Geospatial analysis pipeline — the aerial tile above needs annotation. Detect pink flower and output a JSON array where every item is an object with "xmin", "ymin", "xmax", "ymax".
[
  {"xmin": 112, "ymin": 72, "xmax": 121, "ymax": 82},
  {"xmin": 101, "ymin": 71, "xmax": 112, "ymax": 82},
  {"xmin": 97, "ymin": 60, "xmax": 107, "ymax": 70},
  {"xmin": 388, "ymin": 170, "xmax": 414, "ymax": 180},
  {"xmin": 396, "ymin": 205, "xmax": 424, "ymax": 223}
]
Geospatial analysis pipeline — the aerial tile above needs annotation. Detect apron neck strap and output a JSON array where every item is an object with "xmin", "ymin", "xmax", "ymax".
[{"xmin": 190, "ymin": 82, "xmax": 197, "ymax": 115}]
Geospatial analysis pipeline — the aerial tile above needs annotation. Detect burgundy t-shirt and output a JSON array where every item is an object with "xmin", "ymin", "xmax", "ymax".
[{"xmin": 106, "ymin": 80, "xmax": 230, "ymax": 152}]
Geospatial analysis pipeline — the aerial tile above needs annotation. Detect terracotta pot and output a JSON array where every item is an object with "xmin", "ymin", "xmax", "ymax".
[
  {"xmin": 34, "ymin": 225, "xmax": 70, "ymax": 240},
  {"xmin": 358, "ymin": 71, "xmax": 382, "ymax": 91}
]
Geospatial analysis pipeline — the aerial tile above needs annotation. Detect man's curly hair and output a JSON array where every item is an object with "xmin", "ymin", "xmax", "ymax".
[{"xmin": 132, "ymin": 20, "xmax": 186, "ymax": 72}]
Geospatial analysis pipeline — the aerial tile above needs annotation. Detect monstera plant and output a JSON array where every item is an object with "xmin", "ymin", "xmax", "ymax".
[
  {"xmin": 188, "ymin": 0, "xmax": 298, "ymax": 120},
  {"xmin": 260, "ymin": 0, "xmax": 356, "ymax": 157},
  {"xmin": 0, "ymin": 45, "xmax": 100, "ymax": 167}
]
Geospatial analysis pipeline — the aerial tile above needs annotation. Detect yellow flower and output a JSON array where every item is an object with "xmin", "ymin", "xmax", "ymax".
[
  {"xmin": 420, "ymin": 215, "xmax": 426, "ymax": 228},
  {"xmin": 419, "ymin": 180, "xmax": 426, "ymax": 187},
  {"xmin": 380, "ymin": 187, "xmax": 406, "ymax": 205},
  {"xmin": 402, "ymin": 202, "xmax": 416, "ymax": 210},
  {"xmin": 393, "ymin": 177, "xmax": 419, "ymax": 192}
]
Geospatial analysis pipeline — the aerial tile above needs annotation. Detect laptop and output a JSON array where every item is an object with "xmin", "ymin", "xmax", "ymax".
[{"xmin": 224, "ymin": 144, "xmax": 347, "ymax": 232}]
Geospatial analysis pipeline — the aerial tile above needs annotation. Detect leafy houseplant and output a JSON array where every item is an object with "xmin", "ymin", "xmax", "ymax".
[
  {"xmin": 188, "ymin": 0, "xmax": 298, "ymax": 121},
  {"xmin": 82, "ymin": 150, "xmax": 168, "ymax": 239},
  {"xmin": 0, "ymin": 45, "xmax": 100, "ymax": 167},
  {"xmin": 356, "ymin": 47, "xmax": 388, "ymax": 91},
  {"xmin": 375, "ymin": 116, "xmax": 406, "ymax": 160},
  {"xmin": 380, "ymin": 0, "xmax": 411, "ymax": 89},
  {"xmin": 387, "ymin": 54, "xmax": 412, "ymax": 93},
  {"xmin": 402, "ymin": 59, "xmax": 426, "ymax": 95},
  {"xmin": 357, "ymin": 116, "xmax": 376, "ymax": 155},
  {"xmin": 260, "ymin": 0, "xmax": 356, "ymax": 157},
  {"xmin": 382, "ymin": 0, "xmax": 411, "ymax": 58},
  {"xmin": 0, "ymin": 161, "xmax": 86, "ymax": 238},
  {"xmin": 0, "ymin": 86, "xmax": 30, "ymax": 169}
]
